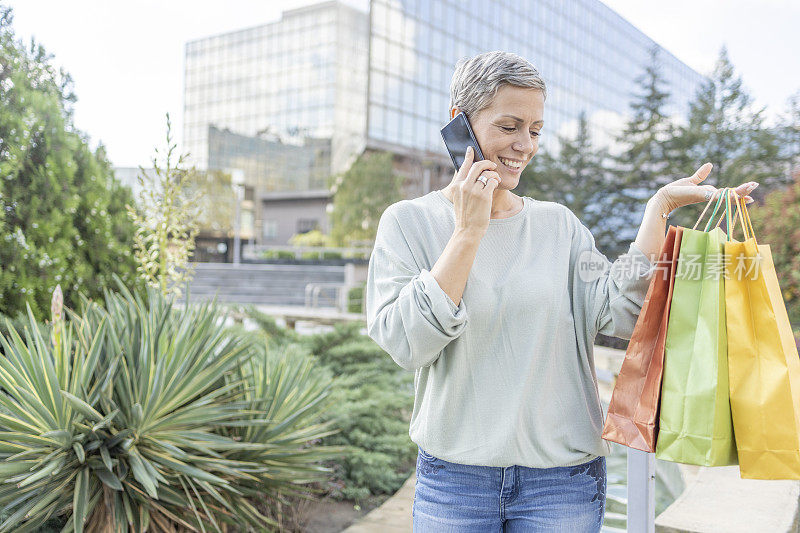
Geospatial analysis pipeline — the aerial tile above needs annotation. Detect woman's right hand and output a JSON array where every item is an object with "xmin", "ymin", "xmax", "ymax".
[{"xmin": 451, "ymin": 146, "xmax": 501, "ymax": 237}]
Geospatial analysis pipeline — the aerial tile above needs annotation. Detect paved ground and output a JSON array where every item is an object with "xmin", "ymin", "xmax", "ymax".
[{"xmin": 341, "ymin": 474, "xmax": 415, "ymax": 532}]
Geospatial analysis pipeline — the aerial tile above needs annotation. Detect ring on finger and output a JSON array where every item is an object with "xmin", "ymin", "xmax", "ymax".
[
  {"xmin": 704, "ymin": 190, "xmax": 713, "ymax": 202},
  {"xmin": 477, "ymin": 175, "xmax": 488, "ymax": 186}
]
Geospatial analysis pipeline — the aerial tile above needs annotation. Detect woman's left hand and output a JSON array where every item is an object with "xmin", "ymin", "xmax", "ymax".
[{"xmin": 652, "ymin": 162, "xmax": 758, "ymax": 213}]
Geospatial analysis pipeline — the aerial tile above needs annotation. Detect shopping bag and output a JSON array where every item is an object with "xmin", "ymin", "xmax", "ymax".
[
  {"xmin": 724, "ymin": 192, "xmax": 800, "ymax": 479},
  {"xmin": 602, "ymin": 225, "xmax": 683, "ymax": 452},
  {"xmin": 655, "ymin": 191, "xmax": 737, "ymax": 466}
]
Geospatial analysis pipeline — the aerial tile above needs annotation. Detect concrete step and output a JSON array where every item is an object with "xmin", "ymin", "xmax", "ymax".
[{"xmin": 177, "ymin": 262, "xmax": 347, "ymax": 306}]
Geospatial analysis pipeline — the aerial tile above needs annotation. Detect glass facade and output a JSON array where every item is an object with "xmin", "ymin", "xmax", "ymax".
[
  {"xmin": 207, "ymin": 126, "xmax": 331, "ymax": 192},
  {"xmin": 183, "ymin": 1, "xmax": 368, "ymax": 179},
  {"xmin": 367, "ymin": 0, "xmax": 706, "ymax": 155},
  {"xmin": 183, "ymin": 0, "xmax": 707, "ymax": 242}
]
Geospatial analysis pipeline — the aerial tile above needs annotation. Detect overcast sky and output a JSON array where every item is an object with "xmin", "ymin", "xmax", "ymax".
[{"xmin": 5, "ymin": 0, "xmax": 799, "ymax": 168}]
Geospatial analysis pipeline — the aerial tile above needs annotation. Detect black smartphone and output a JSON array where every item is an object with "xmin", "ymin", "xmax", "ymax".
[{"xmin": 440, "ymin": 112, "xmax": 484, "ymax": 172}]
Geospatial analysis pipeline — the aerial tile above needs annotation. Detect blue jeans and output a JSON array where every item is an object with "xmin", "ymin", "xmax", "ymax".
[{"xmin": 413, "ymin": 446, "xmax": 606, "ymax": 532}]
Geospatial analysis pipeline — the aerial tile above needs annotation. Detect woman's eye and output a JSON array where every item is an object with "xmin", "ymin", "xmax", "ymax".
[{"xmin": 499, "ymin": 125, "xmax": 540, "ymax": 137}]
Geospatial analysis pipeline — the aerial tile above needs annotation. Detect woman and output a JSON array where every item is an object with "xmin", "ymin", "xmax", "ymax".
[{"xmin": 365, "ymin": 51, "xmax": 756, "ymax": 532}]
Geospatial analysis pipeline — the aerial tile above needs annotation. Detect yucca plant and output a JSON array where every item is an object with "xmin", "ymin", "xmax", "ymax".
[
  {"xmin": 222, "ymin": 338, "xmax": 345, "ymax": 518},
  {"xmin": 0, "ymin": 279, "xmax": 343, "ymax": 532}
]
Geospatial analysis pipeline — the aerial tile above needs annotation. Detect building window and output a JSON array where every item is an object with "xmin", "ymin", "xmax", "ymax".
[
  {"xmin": 263, "ymin": 219, "xmax": 278, "ymax": 240},
  {"xmin": 297, "ymin": 218, "xmax": 319, "ymax": 234}
]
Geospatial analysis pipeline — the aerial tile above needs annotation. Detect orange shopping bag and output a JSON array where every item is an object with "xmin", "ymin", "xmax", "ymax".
[{"xmin": 602, "ymin": 225, "xmax": 683, "ymax": 452}]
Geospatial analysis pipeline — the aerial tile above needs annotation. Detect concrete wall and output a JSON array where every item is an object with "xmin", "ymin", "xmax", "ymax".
[{"xmin": 260, "ymin": 194, "xmax": 331, "ymax": 245}]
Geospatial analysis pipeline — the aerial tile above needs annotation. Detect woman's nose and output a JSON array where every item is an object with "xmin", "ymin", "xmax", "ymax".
[{"xmin": 513, "ymin": 133, "xmax": 535, "ymax": 154}]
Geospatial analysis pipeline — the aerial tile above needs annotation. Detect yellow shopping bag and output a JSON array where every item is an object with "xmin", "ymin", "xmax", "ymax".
[{"xmin": 724, "ymin": 190, "xmax": 800, "ymax": 479}]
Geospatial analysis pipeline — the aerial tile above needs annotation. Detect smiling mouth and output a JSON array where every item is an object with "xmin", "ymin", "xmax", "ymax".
[{"xmin": 498, "ymin": 156, "xmax": 523, "ymax": 169}]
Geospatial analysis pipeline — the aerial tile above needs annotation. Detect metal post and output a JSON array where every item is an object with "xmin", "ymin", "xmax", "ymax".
[
  {"xmin": 230, "ymin": 169, "xmax": 245, "ymax": 266},
  {"xmin": 233, "ymin": 193, "xmax": 241, "ymax": 266},
  {"xmin": 627, "ymin": 448, "xmax": 656, "ymax": 533}
]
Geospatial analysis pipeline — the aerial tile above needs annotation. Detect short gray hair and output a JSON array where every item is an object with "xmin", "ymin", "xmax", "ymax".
[{"xmin": 449, "ymin": 51, "xmax": 547, "ymax": 120}]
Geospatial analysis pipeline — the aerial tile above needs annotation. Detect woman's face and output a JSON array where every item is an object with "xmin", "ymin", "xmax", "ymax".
[{"xmin": 454, "ymin": 85, "xmax": 544, "ymax": 190}]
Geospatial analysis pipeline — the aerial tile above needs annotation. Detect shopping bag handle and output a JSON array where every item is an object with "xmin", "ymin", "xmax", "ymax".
[
  {"xmin": 735, "ymin": 194, "xmax": 758, "ymax": 245},
  {"xmin": 721, "ymin": 188, "xmax": 754, "ymax": 243},
  {"xmin": 701, "ymin": 188, "xmax": 740, "ymax": 237},
  {"xmin": 713, "ymin": 189, "xmax": 739, "ymax": 235},
  {"xmin": 693, "ymin": 188, "xmax": 728, "ymax": 232},
  {"xmin": 725, "ymin": 188, "xmax": 734, "ymax": 241}
]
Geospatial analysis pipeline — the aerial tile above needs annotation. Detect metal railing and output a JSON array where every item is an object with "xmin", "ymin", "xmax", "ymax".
[{"xmin": 304, "ymin": 282, "xmax": 363, "ymax": 313}]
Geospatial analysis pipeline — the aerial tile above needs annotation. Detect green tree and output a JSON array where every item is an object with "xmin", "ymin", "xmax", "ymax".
[
  {"xmin": 670, "ymin": 47, "xmax": 784, "ymax": 229},
  {"xmin": 615, "ymin": 47, "xmax": 683, "ymax": 218},
  {"xmin": 125, "ymin": 114, "xmax": 202, "ymax": 297},
  {"xmin": 185, "ymin": 168, "xmax": 236, "ymax": 237},
  {"xmin": 749, "ymin": 92, "xmax": 800, "ymax": 327},
  {"xmin": 0, "ymin": 6, "xmax": 140, "ymax": 320},
  {"xmin": 749, "ymin": 172, "xmax": 800, "ymax": 326},
  {"xmin": 779, "ymin": 90, "xmax": 800, "ymax": 183},
  {"xmin": 519, "ymin": 112, "xmax": 629, "ymax": 257},
  {"xmin": 328, "ymin": 151, "xmax": 403, "ymax": 247}
]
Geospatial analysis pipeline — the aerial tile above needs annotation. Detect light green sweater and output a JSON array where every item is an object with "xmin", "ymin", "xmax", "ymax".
[{"xmin": 365, "ymin": 190, "xmax": 653, "ymax": 468}]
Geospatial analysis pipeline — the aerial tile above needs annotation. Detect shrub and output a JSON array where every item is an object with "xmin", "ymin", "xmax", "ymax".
[
  {"xmin": 0, "ymin": 9, "xmax": 142, "ymax": 321},
  {"xmin": 0, "ymin": 280, "xmax": 343, "ymax": 532},
  {"xmin": 347, "ymin": 283, "xmax": 366, "ymax": 314},
  {"xmin": 296, "ymin": 323, "xmax": 416, "ymax": 502},
  {"xmin": 288, "ymin": 229, "xmax": 331, "ymax": 248}
]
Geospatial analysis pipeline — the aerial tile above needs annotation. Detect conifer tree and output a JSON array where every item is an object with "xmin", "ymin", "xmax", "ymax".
[
  {"xmin": 616, "ymin": 46, "xmax": 678, "ymax": 192},
  {"xmin": 669, "ymin": 47, "xmax": 783, "ymax": 229},
  {"xmin": 0, "ymin": 6, "xmax": 140, "ymax": 320},
  {"xmin": 520, "ymin": 112, "xmax": 627, "ymax": 257}
]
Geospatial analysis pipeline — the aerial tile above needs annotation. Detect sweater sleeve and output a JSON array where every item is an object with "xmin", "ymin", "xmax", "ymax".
[
  {"xmin": 365, "ymin": 207, "xmax": 468, "ymax": 371},
  {"xmin": 568, "ymin": 211, "xmax": 653, "ymax": 340}
]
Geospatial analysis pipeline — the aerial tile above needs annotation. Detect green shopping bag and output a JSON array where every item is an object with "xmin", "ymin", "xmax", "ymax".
[{"xmin": 655, "ymin": 191, "xmax": 738, "ymax": 466}]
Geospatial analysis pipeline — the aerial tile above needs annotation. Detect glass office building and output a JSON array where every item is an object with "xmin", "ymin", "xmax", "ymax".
[
  {"xmin": 183, "ymin": 0, "xmax": 705, "ymax": 243},
  {"xmin": 183, "ymin": 1, "xmax": 368, "ymax": 178},
  {"xmin": 207, "ymin": 126, "xmax": 331, "ymax": 192},
  {"xmin": 367, "ymin": 0, "xmax": 705, "ymax": 161}
]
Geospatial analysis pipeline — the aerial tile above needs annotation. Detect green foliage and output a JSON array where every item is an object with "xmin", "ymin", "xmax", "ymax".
[
  {"xmin": 328, "ymin": 151, "xmax": 403, "ymax": 247},
  {"xmin": 241, "ymin": 305, "xmax": 300, "ymax": 347},
  {"xmin": 184, "ymin": 169, "xmax": 237, "ymax": 236},
  {"xmin": 749, "ymin": 173, "xmax": 800, "ymax": 326},
  {"xmin": 615, "ymin": 46, "xmax": 680, "ymax": 190},
  {"xmin": 0, "ymin": 279, "xmax": 343, "ymax": 532},
  {"xmin": 298, "ymin": 250, "xmax": 342, "ymax": 260},
  {"xmin": 261, "ymin": 250, "xmax": 296, "ymax": 260},
  {"xmin": 779, "ymin": 90, "xmax": 800, "ymax": 175},
  {"xmin": 0, "ymin": 7, "xmax": 141, "ymax": 321},
  {"xmin": 126, "ymin": 114, "xmax": 202, "ymax": 298},
  {"xmin": 669, "ymin": 47, "xmax": 785, "ymax": 229},
  {"xmin": 292, "ymin": 322, "xmax": 416, "ymax": 501},
  {"xmin": 347, "ymin": 283, "xmax": 366, "ymax": 314},
  {"xmin": 613, "ymin": 46, "xmax": 684, "ymax": 247},
  {"xmin": 289, "ymin": 229, "xmax": 332, "ymax": 248},
  {"xmin": 520, "ymin": 112, "xmax": 629, "ymax": 257}
]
